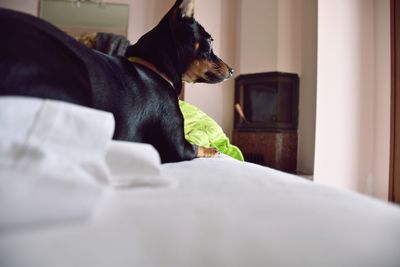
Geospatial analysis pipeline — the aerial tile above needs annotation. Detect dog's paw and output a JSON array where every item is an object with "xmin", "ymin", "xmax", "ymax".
[{"xmin": 197, "ymin": 146, "xmax": 220, "ymax": 158}]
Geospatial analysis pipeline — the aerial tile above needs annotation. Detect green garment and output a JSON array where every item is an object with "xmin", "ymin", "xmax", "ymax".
[{"xmin": 179, "ymin": 100, "xmax": 244, "ymax": 161}]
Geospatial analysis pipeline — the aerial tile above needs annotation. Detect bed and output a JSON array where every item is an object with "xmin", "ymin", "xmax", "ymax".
[{"xmin": 1, "ymin": 97, "xmax": 400, "ymax": 267}]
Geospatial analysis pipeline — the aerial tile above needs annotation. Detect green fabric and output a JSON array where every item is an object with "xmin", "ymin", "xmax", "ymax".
[{"xmin": 179, "ymin": 100, "xmax": 244, "ymax": 161}]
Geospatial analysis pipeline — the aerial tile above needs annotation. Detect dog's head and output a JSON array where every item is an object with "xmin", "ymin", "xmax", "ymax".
[
  {"xmin": 172, "ymin": 0, "xmax": 234, "ymax": 84},
  {"xmin": 126, "ymin": 0, "xmax": 233, "ymax": 93}
]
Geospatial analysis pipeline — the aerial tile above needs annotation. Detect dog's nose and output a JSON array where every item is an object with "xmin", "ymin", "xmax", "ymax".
[{"xmin": 228, "ymin": 67, "xmax": 234, "ymax": 76}]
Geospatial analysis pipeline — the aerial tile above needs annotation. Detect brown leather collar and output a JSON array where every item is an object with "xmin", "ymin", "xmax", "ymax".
[{"xmin": 128, "ymin": 57, "xmax": 174, "ymax": 88}]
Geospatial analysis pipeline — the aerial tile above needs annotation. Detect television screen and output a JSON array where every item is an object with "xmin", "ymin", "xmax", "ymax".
[{"xmin": 234, "ymin": 72, "xmax": 299, "ymax": 131}]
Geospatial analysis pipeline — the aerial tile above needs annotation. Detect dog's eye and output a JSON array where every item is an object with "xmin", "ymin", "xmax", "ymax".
[{"xmin": 198, "ymin": 38, "xmax": 213, "ymax": 55}]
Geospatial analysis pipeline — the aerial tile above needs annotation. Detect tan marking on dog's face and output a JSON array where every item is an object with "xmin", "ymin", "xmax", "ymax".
[
  {"xmin": 183, "ymin": 59, "xmax": 212, "ymax": 83},
  {"xmin": 183, "ymin": 58, "xmax": 232, "ymax": 84},
  {"xmin": 194, "ymin": 42, "xmax": 200, "ymax": 51}
]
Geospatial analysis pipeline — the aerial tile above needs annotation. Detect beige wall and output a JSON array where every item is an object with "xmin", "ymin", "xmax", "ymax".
[
  {"xmin": 277, "ymin": 0, "xmax": 303, "ymax": 73},
  {"xmin": 314, "ymin": 0, "xmax": 390, "ymax": 199},
  {"xmin": 236, "ymin": 0, "xmax": 305, "ymax": 76},
  {"xmin": 237, "ymin": 0, "xmax": 278, "ymax": 73},
  {"xmin": 125, "ymin": 0, "xmax": 174, "ymax": 43},
  {"xmin": 372, "ymin": 0, "xmax": 391, "ymax": 200}
]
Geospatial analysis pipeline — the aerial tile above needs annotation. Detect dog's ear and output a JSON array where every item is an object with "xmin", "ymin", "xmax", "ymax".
[{"xmin": 175, "ymin": 0, "xmax": 195, "ymax": 18}]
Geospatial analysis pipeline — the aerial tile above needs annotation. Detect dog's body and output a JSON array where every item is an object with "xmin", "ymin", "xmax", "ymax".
[{"xmin": 0, "ymin": 0, "xmax": 233, "ymax": 163}]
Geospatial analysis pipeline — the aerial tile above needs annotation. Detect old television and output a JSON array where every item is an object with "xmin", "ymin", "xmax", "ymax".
[{"xmin": 234, "ymin": 72, "xmax": 299, "ymax": 131}]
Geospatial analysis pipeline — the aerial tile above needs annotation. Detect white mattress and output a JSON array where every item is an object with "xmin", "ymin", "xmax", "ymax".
[{"xmin": 1, "ymin": 97, "xmax": 400, "ymax": 267}]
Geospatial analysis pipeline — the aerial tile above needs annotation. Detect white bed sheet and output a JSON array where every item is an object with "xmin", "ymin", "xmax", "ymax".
[
  {"xmin": 0, "ymin": 97, "xmax": 400, "ymax": 267},
  {"xmin": 1, "ymin": 155, "xmax": 400, "ymax": 267}
]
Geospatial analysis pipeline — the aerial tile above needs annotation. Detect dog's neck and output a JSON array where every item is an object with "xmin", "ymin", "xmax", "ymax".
[{"xmin": 128, "ymin": 57, "xmax": 174, "ymax": 88}]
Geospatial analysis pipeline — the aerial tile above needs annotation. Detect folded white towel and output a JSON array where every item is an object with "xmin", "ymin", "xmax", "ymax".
[
  {"xmin": 106, "ymin": 141, "xmax": 175, "ymax": 188},
  {"xmin": 0, "ymin": 97, "xmax": 173, "ymax": 233},
  {"xmin": 0, "ymin": 97, "xmax": 108, "ymax": 232}
]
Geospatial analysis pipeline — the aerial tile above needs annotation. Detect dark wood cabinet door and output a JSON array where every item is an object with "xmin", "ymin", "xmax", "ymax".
[
  {"xmin": 390, "ymin": 0, "xmax": 400, "ymax": 203},
  {"xmin": 232, "ymin": 131, "xmax": 297, "ymax": 173}
]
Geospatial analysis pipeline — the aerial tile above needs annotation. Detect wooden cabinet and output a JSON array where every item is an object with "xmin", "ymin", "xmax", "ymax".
[
  {"xmin": 233, "ymin": 131, "xmax": 297, "ymax": 173},
  {"xmin": 233, "ymin": 72, "xmax": 299, "ymax": 174}
]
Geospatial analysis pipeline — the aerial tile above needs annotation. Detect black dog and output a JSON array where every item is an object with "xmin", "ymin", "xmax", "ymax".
[{"xmin": 0, "ymin": 0, "xmax": 233, "ymax": 163}]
